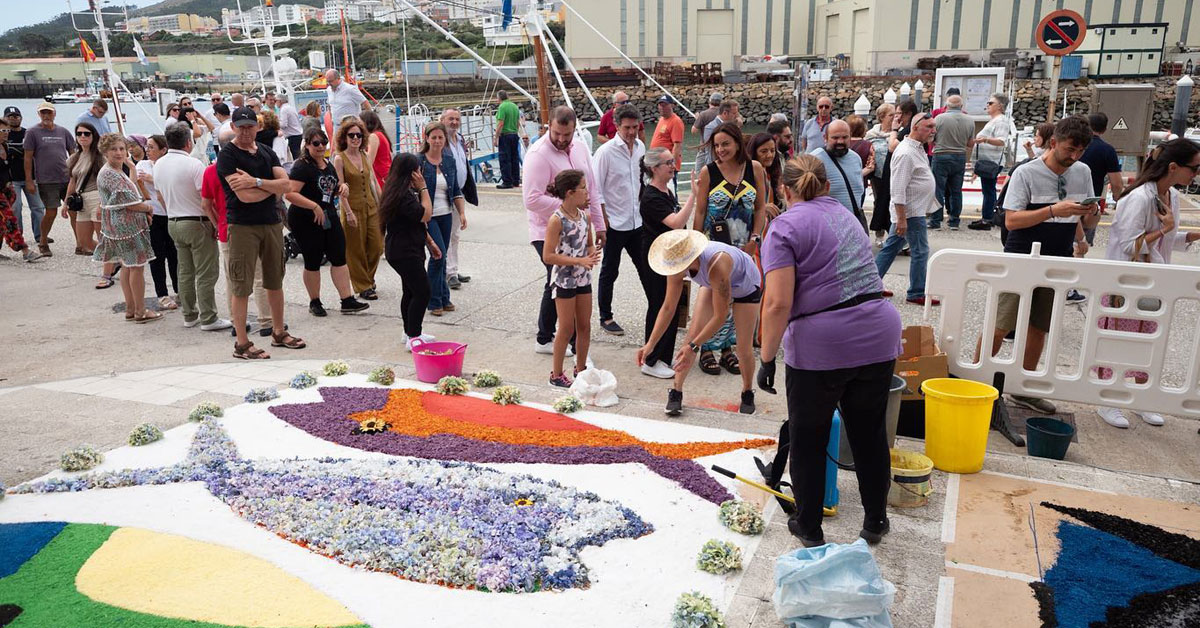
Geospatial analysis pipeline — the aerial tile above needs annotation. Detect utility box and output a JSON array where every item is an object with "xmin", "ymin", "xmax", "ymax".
[
  {"xmin": 1076, "ymin": 22, "xmax": 1168, "ymax": 77},
  {"xmin": 1090, "ymin": 84, "xmax": 1155, "ymax": 157}
]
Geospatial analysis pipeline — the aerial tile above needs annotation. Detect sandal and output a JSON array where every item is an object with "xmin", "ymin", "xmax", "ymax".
[
  {"xmin": 133, "ymin": 311, "xmax": 163, "ymax": 324},
  {"xmin": 698, "ymin": 350, "xmax": 721, "ymax": 375},
  {"xmin": 233, "ymin": 341, "xmax": 270, "ymax": 360},
  {"xmin": 95, "ymin": 275, "xmax": 115, "ymax": 289},
  {"xmin": 720, "ymin": 350, "xmax": 741, "ymax": 375},
  {"xmin": 125, "ymin": 312, "xmax": 136, "ymax": 321},
  {"xmin": 157, "ymin": 296, "xmax": 178, "ymax": 310},
  {"xmin": 270, "ymin": 331, "xmax": 307, "ymax": 349}
]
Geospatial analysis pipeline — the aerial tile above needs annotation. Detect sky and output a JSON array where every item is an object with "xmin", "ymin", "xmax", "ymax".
[{"xmin": 4, "ymin": 0, "xmax": 163, "ymax": 34}]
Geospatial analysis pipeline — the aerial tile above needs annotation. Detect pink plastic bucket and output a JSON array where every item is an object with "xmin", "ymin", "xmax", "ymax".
[{"xmin": 410, "ymin": 340, "xmax": 468, "ymax": 383}]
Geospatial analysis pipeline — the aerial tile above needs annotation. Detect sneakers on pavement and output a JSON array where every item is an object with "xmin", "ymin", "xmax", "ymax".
[
  {"xmin": 549, "ymin": 372, "xmax": 573, "ymax": 388},
  {"xmin": 967, "ymin": 220, "xmax": 993, "ymax": 230},
  {"xmin": 1066, "ymin": 289, "xmax": 1087, "ymax": 304},
  {"xmin": 309, "ymin": 300, "xmax": 328, "ymax": 317},
  {"xmin": 906, "ymin": 296, "xmax": 941, "ymax": 306},
  {"xmin": 457, "ymin": 274, "xmax": 471, "ymax": 283},
  {"xmin": 448, "ymin": 274, "xmax": 461, "ymax": 289},
  {"xmin": 1136, "ymin": 411, "xmax": 1165, "ymax": 426},
  {"xmin": 1098, "ymin": 406, "xmax": 1130, "ymax": 428},
  {"xmin": 641, "ymin": 361, "xmax": 675, "ymax": 379},
  {"xmin": 22, "ymin": 248, "xmax": 44, "ymax": 262},
  {"xmin": 739, "ymin": 389, "xmax": 755, "ymax": 414},
  {"xmin": 860, "ymin": 517, "xmax": 891, "ymax": 545},
  {"xmin": 665, "ymin": 388, "xmax": 683, "ymax": 416},
  {"xmin": 535, "ymin": 341, "xmax": 574, "ymax": 356},
  {"xmin": 787, "ymin": 517, "xmax": 826, "ymax": 548},
  {"xmin": 183, "ymin": 317, "xmax": 200, "ymax": 328},
  {"xmin": 600, "ymin": 319, "xmax": 625, "ymax": 336},
  {"xmin": 200, "ymin": 318, "xmax": 233, "ymax": 332},
  {"xmin": 340, "ymin": 296, "xmax": 370, "ymax": 314},
  {"xmin": 1009, "ymin": 394, "xmax": 1057, "ymax": 414}
]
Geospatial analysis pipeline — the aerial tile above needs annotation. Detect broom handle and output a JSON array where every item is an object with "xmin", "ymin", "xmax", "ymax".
[{"xmin": 711, "ymin": 464, "xmax": 797, "ymax": 504}]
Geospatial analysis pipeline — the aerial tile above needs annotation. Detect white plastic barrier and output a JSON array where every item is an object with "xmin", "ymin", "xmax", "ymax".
[{"xmin": 925, "ymin": 244, "xmax": 1200, "ymax": 418}]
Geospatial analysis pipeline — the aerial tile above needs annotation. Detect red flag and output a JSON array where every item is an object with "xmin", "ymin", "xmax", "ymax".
[{"xmin": 80, "ymin": 39, "xmax": 96, "ymax": 63}]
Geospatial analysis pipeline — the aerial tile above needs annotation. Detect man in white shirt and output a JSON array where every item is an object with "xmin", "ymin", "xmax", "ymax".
[
  {"xmin": 201, "ymin": 93, "xmax": 225, "ymax": 128},
  {"xmin": 154, "ymin": 123, "xmax": 230, "ymax": 332},
  {"xmin": 874, "ymin": 112, "xmax": 939, "ymax": 307},
  {"xmin": 277, "ymin": 92, "xmax": 303, "ymax": 160},
  {"xmin": 440, "ymin": 108, "xmax": 476, "ymax": 289},
  {"xmin": 591, "ymin": 104, "xmax": 649, "ymax": 338},
  {"xmin": 325, "ymin": 69, "xmax": 368, "ymax": 132}
]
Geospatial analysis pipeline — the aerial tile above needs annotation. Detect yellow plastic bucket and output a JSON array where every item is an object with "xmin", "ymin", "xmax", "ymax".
[
  {"xmin": 888, "ymin": 449, "xmax": 934, "ymax": 507},
  {"xmin": 921, "ymin": 378, "xmax": 998, "ymax": 474}
]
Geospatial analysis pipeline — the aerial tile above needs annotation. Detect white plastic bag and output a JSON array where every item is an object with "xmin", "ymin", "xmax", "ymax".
[
  {"xmin": 773, "ymin": 539, "xmax": 895, "ymax": 627},
  {"xmin": 568, "ymin": 368, "xmax": 619, "ymax": 407}
]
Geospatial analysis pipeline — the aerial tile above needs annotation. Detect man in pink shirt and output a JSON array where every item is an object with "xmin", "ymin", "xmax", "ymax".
[
  {"xmin": 522, "ymin": 106, "xmax": 608, "ymax": 354},
  {"xmin": 201, "ymin": 161, "xmax": 274, "ymax": 337}
]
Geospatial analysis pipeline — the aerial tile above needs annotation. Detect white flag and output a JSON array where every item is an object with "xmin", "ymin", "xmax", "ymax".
[{"xmin": 132, "ymin": 37, "xmax": 148, "ymax": 65}]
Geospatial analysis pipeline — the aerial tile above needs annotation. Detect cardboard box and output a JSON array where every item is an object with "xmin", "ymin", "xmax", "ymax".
[{"xmin": 894, "ymin": 325, "xmax": 948, "ymax": 401}]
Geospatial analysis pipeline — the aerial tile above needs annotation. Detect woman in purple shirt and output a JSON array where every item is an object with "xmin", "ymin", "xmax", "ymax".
[
  {"xmin": 639, "ymin": 231, "xmax": 760, "ymax": 416},
  {"xmin": 758, "ymin": 154, "xmax": 903, "ymax": 549}
]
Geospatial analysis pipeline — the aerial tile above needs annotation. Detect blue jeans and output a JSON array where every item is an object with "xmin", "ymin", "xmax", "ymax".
[
  {"xmin": 426, "ymin": 214, "xmax": 453, "ymax": 310},
  {"xmin": 979, "ymin": 174, "xmax": 998, "ymax": 221},
  {"xmin": 874, "ymin": 216, "xmax": 929, "ymax": 301},
  {"xmin": 11, "ymin": 182, "xmax": 44, "ymax": 242},
  {"xmin": 497, "ymin": 133, "xmax": 521, "ymax": 187},
  {"xmin": 930, "ymin": 153, "xmax": 966, "ymax": 227}
]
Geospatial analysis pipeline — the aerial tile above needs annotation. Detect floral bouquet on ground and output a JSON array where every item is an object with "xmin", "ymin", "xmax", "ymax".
[
  {"xmin": 367, "ymin": 366, "xmax": 396, "ymax": 386},
  {"xmin": 671, "ymin": 591, "xmax": 726, "ymax": 628},
  {"xmin": 323, "ymin": 360, "xmax": 350, "ymax": 377},
  {"xmin": 718, "ymin": 500, "xmax": 765, "ymax": 535},
  {"xmin": 290, "ymin": 372, "xmax": 319, "ymax": 389},
  {"xmin": 696, "ymin": 539, "xmax": 742, "ymax": 574},
  {"xmin": 473, "ymin": 370, "xmax": 502, "ymax": 388},
  {"xmin": 553, "ymin": 395, "xmax": 584, "ymax": 414},
  {"xmin": 436, "ymin": 376, "xmax": 470, "ymax": 396},
  {"xmin": 492, "ymin": 385, "xmax": 521, "ymax": 405},
  {"xmin": 128, "ymin": 423, "xmax": 163, "ymax": 447},
  {"xmin": 61, "ymin": 446, "xmax": 104, "ymax": 472},
  {"xmin": 187, "ymin": 401, "xmax": 223, "ymax": 422},
  {"xmin": 245, "ymin": 387, "xmax": 280, "ymax": 403}
]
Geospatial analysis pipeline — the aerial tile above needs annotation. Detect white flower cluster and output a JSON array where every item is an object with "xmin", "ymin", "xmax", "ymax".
[
  {"xmin": 323, "ymin": 360, "xmax": 351, "ymax": 377},
  {"xmin": 187, "ymin": 401, "xmax": 223, "ymax": 422},
  {"xmin": 61, "ymin": 445, "xmax": 104, "ymax": 472},
  {"xmin": 492, "ymin": 385, "xmax": 522, "ymax": 405}
]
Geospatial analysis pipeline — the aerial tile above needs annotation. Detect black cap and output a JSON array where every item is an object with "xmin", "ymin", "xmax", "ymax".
[
  {"xmin": 3, "ymin": 106, "xmax": 20, "ymax": 117},
  {"xmin": 656, "ymin": 95, "xmax": 674, "ymax": 105},
  {"xmin": 231, "ymin": 106, "xmax": 258, "ymax": 127},
  {"xmin": 945, "ymin": 87, "xmax": 961, "ymax": 95}
]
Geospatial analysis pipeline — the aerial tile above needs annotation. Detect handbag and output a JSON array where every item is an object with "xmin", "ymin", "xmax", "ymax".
[
  {"xmin": 826, "ymin": 152, "xmax": 870, "ymax": 232},
  {"xmin": 973, "ymin": 143, "xmax": 1002, "ymax": 179},
  {"xmin": 65, "ymin": 167, "xmax": 94, "ymax": 212},
  {"xmin": 706, "ymin": 163, "xmax": 734, "ymax": 245}
]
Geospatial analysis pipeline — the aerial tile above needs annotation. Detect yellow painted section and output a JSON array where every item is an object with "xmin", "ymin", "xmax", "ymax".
[{"xmin": 76, "ymin": 527, "xmax": 361, "ymax": 627}]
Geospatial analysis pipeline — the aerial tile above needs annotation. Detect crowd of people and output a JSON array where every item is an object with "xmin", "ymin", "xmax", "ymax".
[{"xmin": 2, "ymin": 81, "xmax": 1197, "ymax": 547}]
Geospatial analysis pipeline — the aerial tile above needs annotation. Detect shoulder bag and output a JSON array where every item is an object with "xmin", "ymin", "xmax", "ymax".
[
  {"xmin": 706, "ymin": 162, "xmax": 733, "ymax": 245},
  {"xmin": 66, "ymin": 166, "xmax": 95, "ymax": 212},
  {"xmin": 825, "ymin": 153, "xmax": 869, "ymax": 233},
  {"xmin": 973, "ymin": 142, "xmax": 1003, "ymax": 179}
]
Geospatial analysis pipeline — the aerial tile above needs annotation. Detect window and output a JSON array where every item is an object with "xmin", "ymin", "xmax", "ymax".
[
  {"xmin": 1106, "ymin": 54, "xmax": 1114, "ymax": 60},
  {"xmin": 1148, "ymin": 53, "xmax": 1155, "ymax": 59},
  {"xmin": 1152, "ymin": 28, "xmax": 1158, "ymax": 34},
  {"xmin": 1131, "ymin": 28, "xmax": 1138, "ymax": 34},
  {"xmin": 1110, "ymin": 29, "xmax": 1116, "ymax": 35},
  {"xmin": 1127, "ymin": 54, "xmax": 1134, "ymax": 60}
]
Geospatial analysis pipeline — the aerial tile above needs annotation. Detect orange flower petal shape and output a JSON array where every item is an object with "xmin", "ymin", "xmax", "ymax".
[
  {"xmin": 420, "ymin": 392, "xmax": 599, "ymax": 432},
  {"xmin": 350, "ymin": 390, "xmax": 775, "ymax": 461}
]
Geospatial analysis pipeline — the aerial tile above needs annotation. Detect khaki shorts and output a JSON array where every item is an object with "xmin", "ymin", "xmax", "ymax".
[
  {"xmin": 226, "ymin": 223, "xmax": 285, "ymax": 297},
  {"xmin": 76, "ymin": 189, "xmax": 101, "ymax": 223},
  {"xmin": 996, "ymin": 287, "xmax": 1055, "ymax": 333}
]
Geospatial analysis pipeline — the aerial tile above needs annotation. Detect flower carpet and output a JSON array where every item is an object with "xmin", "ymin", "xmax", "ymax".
[{"xmin": 0, "ymin": 373, "xmax": 776, "ymax": 627}]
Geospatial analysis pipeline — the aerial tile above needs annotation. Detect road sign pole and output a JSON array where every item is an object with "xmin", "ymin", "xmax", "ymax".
[{"xmin": 1046, "ymin": 55, "xmax": 1062, "ymax": 123}]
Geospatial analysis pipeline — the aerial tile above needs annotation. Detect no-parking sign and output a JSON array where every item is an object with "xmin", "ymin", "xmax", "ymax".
[{"xmin": 1037, "ymin": 10, "xmax": 1087, "ymax": 56}]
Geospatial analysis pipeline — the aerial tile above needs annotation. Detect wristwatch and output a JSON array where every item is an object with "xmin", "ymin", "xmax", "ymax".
[
  {"xmin": 688, "ymin": 341, "xmax": 701, "ymax": 353},
  {"xmin": 750, "ymin": 234, "xmax": 762, "ymax": 243},
  {"xmin": 254, "ymin": 177, "xmax": 263, "ymax": 188}
]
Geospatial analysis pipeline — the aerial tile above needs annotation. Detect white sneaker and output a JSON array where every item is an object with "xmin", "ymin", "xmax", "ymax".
[
  {"xmin": 584, "ymin": 355, "xmax": 593, "ymax": 369},
  {"xmin": 1136, "ymin": 411, "xmax": 1165, "ymax": 426},
  {"xmin": 418, "ymin": 333, "xmax": 436, "ymax": 343},
  {"xmin": 200, "ymin": 318, "xmax": 233, "ymax": 332},
  {"xmin": 183, "ymin": 318, "xmax": 200, "ymax": 328},
  {"xmin": 405, "ymin": 337, "xmax": 416, "ymax": 353},
  {"xmin": 641, "ymin": 361, "xmax": 675, "ymax": 379},
  {"xmin": 22, "ymin": 248, "xmax": 44, "ymax": 262},
  {"xmin": 1097, "ymin": 407, "xmax": 1130, "ymax": 429},
  {"xmin": 535, "ymin": 340, "xmax": 554, "ymax": 354}
]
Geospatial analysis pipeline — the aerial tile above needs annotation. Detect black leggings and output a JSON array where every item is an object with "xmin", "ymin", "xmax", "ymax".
[
  {"xmin": 388, "ymin": 255, "xmax": 430, "ymax": 338},
  {"xmin": 642, "ymin": 258, "xmax": 679, "ymax": 367},
  {"xmin": 785, "ymin": 359, "xmax": 895, "ymax": 538},
  {"xmin": 287, "ymin": 206, "xmax": 348, "ymax": 271},
  {"xmin": 149, "ymin": 214, "xmax": 178, "ymax": 298}
]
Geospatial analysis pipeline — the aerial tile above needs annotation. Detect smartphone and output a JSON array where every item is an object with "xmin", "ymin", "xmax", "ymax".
[{"xmin": 1079, "ymin": 196, "xmax": 1104, "ymax": 205}]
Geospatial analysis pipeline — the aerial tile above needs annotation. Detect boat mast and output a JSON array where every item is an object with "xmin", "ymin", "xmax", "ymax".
[
  {"xmin": 529, "ymin": 21, "xmax": 550, "ymax": 127},
  {"xmin": 85, "ymin": 0, "xmax": 126, "ymax": 135}
]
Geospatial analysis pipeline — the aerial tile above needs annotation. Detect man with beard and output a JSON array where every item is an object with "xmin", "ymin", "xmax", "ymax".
[
  {"xmin": 986, "ymin": 116, "xmax": 1095, "ymax": 415},
  {"xmin": 811, "ymin": 120, "xmax": 867, "ymax": 230},
  {"xmin": 522, "ymin": 106, "xmax": 608, "ymax": 355},
  {"xmin": 767, "ymin": 117, "xmax": 793, "ymax": 160}
]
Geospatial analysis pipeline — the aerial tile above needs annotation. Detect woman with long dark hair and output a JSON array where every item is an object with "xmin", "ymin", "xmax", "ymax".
[
  {"xmin": 690, "ymin": 122, "xmax": 767, "ymax": 376},
  {"xmin": 361, "ymin": 110, "xmax": 393, "ymax": 187},
  {"xmin": 285, "ymin": 127, "xmax": 369, "ymax": 317},
  {"xmin": 380, "ymin": 153, "xmax": 442, "ymax": 350},
  {"xmin": 746, "ymin": 132, "xmax": 784, "ymax": 216},
  {"xmin": 1094, "ymin": 138, "xmax": 1200, "ymax": 429},
  {"xmin": 334, "ymin": 115, "xmax": 384, "ymax": 301},
  {"xmin": 417, "ymin": 121, "xmax": 465, "ymax": 316},
  {"xmin": 61, "ymin": 122, "xmax": 121, "ymax": 287}
]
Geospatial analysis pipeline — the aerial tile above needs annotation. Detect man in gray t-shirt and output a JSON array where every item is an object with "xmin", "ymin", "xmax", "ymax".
[
  {"xmin": 930, "ymin": 96, "xmax": 974, "ymax": 229},
  {"xmin": 23, "ymin": 102, "xmax": 75, "ymax": 255},
  {"xmin": 988, "ymin": 115, "xmax": 1097, "ymax": 417}
]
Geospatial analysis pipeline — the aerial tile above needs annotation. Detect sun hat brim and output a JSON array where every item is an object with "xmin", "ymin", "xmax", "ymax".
[{"xmin": 648, "ymin": 230, "xmax": 709, "ymax": 276}]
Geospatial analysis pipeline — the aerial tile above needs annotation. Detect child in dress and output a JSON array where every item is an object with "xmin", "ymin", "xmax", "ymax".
[{"xmin": 541, "ymin": 169, "xmax": 600, "ymax": 387}]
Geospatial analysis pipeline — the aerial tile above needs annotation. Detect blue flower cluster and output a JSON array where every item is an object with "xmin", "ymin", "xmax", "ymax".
[
  {"xmin": 671, "ymin": 591, "xmax": 726, "ymax": 628},
  {"xmin": 696, "ymin": 539, "xmax": 742, "ymax": 574},
  {"xmin": 244, "ymin": 387, "xmax": 280, "ymax": 403},
  {"xmin": 290, "ymin": 372, "xmax": 319, "ymax": 389},
  {"xmin": 15, "ymin": 418, "xmax": 653, "ymax": 593}
]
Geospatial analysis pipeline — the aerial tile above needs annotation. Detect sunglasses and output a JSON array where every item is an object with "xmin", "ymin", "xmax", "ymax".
[
  {"xmin": 347, "ymin": 133, "xmax": 363, "ymax": 139},
  {"xmin": 1056, "ymin": 175, "xmax": 1067, "ymax": 201},
  {"xmin": 76, "ymin": 131, "xmax": 92, "ymax": 137},
  {"xmin": 818, "ymin": 105, "xmax": 831, "ymax": 109},
  {"xmin": 309, "ymin": 140, "xmax": 327, "ymax": 147},
  {"xmin": 987, "ymin": 101, "xmax": 997, "ymax": 106}
]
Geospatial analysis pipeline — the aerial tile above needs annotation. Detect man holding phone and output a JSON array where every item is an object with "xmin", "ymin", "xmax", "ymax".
[{"xmin": 987, "ymin": 116, "xmax": 1096, "ymax": 414}]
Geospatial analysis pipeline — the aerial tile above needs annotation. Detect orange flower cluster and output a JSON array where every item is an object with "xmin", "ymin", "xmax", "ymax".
[{"xmin": 347, "ymin": 390, "xmax": 774, "ymax": 460}]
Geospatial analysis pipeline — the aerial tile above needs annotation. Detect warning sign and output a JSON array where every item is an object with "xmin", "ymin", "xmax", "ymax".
[
  {"xmin": 1112, "ymin": 117, "xmax": 1129, "ymax": 131},
  {"xmin": 1036, "ymin": 10, "xmax": 1087, "ymax": 56}
]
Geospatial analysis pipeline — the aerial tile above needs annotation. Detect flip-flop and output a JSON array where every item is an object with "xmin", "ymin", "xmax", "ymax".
[
  {"xmin": 133, "ymin": 311, "xmax": 163, "ymax": 324},
  {"xmin": 95, "ymin": 275, "xmax": 115, "ymax": 289}
]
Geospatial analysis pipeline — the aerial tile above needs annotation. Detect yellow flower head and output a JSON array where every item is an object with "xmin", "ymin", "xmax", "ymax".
[
  {"xmin": 358, "ymin": 416, "xmax": 388, "ymax": 433},
  {"xmin": 513, "ymin": 498, "xmax": 535, "ymax": 507}
]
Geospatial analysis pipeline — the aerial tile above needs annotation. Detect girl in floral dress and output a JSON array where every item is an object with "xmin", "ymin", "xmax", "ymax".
[
  {"xmin": 542, "ymin": 169, "xmax": 600, "ymax": 388},
  {"xmin": 93, "ymin": 133, "xmax": 160, "ymax": 323}
]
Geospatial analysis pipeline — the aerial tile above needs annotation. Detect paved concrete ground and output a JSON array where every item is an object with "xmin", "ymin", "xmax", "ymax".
[{"xmin": 2, "ymin": 186, "xmax": 1199, "ymax": 627}]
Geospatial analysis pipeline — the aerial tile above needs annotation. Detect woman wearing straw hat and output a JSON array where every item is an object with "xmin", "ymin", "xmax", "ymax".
[
  {"xmin": 639, "ymin": 230, "xmax": 760, "ymax": 416},
  {"xmin": 757, "ymin": 154, "xmax": 902, "ymax": 548}
]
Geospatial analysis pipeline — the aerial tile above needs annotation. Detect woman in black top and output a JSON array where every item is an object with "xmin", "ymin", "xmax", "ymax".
[
  {"xmin": 379, "ymin": 152, "xmax": 441, "ymax": 350},
  {"xmin": 284, "ymin": 128, "xmax": 369, "ymax": 317},
  {"xmin": 637, "ymin": 146, "xmax": 696, "ymax": 376}
]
